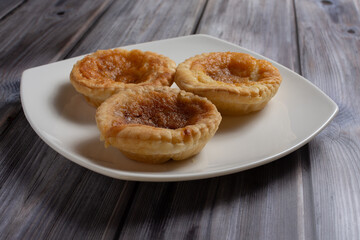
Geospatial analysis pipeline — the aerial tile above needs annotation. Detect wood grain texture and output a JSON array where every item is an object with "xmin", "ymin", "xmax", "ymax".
[
  {"xmin": 0, "ymin": 0, "xmax": 114, "ymax": 103},
  {"xmin": 116, "ymin": 0, "xmax": 307, "ymax": 239},
  {"xmin": 66, "ymin": 0, "xmax": 207, "ymax": 57},
  {"xmin": 0, "ymin": 0, "xmax": 136, "ymax": 239},
  {"xmin": 197, "ymin": 0, "xmax": 299, "ymax": 71},
  {"xmin": 118, "ymin": 157, "xmax": 302, "ymax": 239},
  {"xmin": 0, "ymin": 0, "xmax": 24, "ymax": 20},
  {"xmin": 1, "ymin": 0, "xmax": 359, "ymax": 239},
  {"xmin": 0, "ymin": 0, "xmax": 208, "ymax": 239},
  {"xmin": 0, "ymin": 0, "xmax": 115, "ymax": 140},
  {"xmin": 0, "ymin": 113, "xmax": 136, "ymax": 240},
  {"xmin": 295, "ymin": 0, "xmax": 360, "ymax": 239}
]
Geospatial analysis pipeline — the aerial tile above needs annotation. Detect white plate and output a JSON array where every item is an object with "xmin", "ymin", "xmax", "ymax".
[{"xmin": 21, "ymin": 34, "xmax": 338, "ymax": 182}]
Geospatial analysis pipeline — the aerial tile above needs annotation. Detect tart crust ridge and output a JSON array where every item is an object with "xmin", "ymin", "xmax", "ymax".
[
  {"xmin": 70, "ymin": 49, "xmax": 176, "ymax": 107},
  {"xmin": 175, "ymin": 52, "xmax": 282, "ymax": 115},
  {"xmin": 95, "ymin": 85, "xmax": 222, "ymax": 163}
]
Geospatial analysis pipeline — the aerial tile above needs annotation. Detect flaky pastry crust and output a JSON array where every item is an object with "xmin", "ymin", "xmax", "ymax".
[
  {"xmin": 95, "ymin": 85, "xmax": 222, "ymax": 164},
  {"xmin": 175, "ymin": 52, "xmax": 282, "ymax": 115},
  {"xmin": 70, "ymin": 49, "xmax": 176, "ymax": 107}
]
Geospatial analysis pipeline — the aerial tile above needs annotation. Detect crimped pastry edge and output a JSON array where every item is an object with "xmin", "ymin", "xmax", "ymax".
[
  {"xmin": 174, "ymin": 52, "xmax": 282, "ymax": 115},
  {"xmin": 70, "ymin": 49, "xmax": 176, "ymax": 107},
  {"xmin": 95, "ymin": 85, "xmax": 222, "ymax": 164}
]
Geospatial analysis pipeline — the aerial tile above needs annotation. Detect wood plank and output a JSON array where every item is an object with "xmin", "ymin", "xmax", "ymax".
[
  {"xmin": 0, "ymin": 111, "xmax": 136, "ymax": 239},
  {"xmin": 0, "ymin": 0, "xmax": 208, "ymax": 239},
  {"xmin": 118, "ymin": 157, "xmax": 303, "ymax": 239},
  {"xmin": 117, "ymin": 0, "xmax": 309, "ymax": 239},
  {"xmin": 197, "ymin": 0, "xmax": 300, "ymax": 71},
  {"xmin": 0, "ymin": 0, "xmax": 137, "ymax": 239},
  {"xmin": 0, "ymin": 0, "xmax": 24, "ymax": 20},
  {"xmin": 0, "ymin": 0, "xmax": 114, "ymax": 104},
  {"xmin": 66, "ymin": 0, "xmax": 208, "ymax": 57},
  {"xmin": 0, "ymin": 0, "xmax": 114, "ymax": 137},
  {"xmin": 3, "ymin": 0, "xmax": 357, "ymax": 238},
  {"xmin": 295, "ymin": 0, "xmax": 360, "ymax": 239},
  {"xmin": 61, "ymin": 0, "xmax": 209, "ymax": 238}
]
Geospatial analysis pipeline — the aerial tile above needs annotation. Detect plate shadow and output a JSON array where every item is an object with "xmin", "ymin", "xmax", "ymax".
[
  {"xmin": 74, "ymin": 136, "xmax": 201, "ymax": 173},
  {"xmin": 53, "ymin": 82, "xmax": 95, "ymax": 125}
]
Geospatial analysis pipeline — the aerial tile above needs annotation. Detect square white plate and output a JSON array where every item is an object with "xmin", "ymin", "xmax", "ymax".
[{"xmin": 21, "ymin": 34, "xmax": 338, "ymax": 182}]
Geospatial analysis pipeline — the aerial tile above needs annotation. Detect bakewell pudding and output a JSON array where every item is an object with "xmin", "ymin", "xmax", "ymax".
[
  {"xmin": 95, "ymin": 85, "xmax": 222, "ymax": 164},
  {"xmin": 70, "ymin": 49, "xmax": 176, "ymax": 107},
  {"xmin": 175, "ymin": 52, "xmax": 282, "ymax": 115}
]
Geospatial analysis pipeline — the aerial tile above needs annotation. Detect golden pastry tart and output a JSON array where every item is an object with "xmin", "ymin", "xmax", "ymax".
[
  {"xmin": 95, "ymin": 85, "xmax": 221, "ymax": 164},
  {"xmin": 70, "ymin": 49, "xmax": 176, "ymax": 107},
  {"xmin": 175, "ymin": 52, "xmax": 282, "ymax": 115}
]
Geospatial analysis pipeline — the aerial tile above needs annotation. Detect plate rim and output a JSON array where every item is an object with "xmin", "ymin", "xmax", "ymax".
[{"xmin": 20, "ymin": 34, "xmax": 339, "ymax": 182}]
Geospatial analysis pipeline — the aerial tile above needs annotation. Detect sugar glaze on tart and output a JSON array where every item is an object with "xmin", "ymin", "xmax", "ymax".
[
  {"xmin": 175, "ymin": 52, "xmax": 282, "ymax": 115},
  {"xmin": 70, "ymin": 49, "xmax": 176, "ymax": 107},
  {"xmin": 95, "ymin": 85, "xmax": 222, "ymax": 164}
]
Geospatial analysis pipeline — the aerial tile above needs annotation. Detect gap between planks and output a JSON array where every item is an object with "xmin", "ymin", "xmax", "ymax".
[{"xmin": 50, "ymin": 0, "xmax": 115, "ymax": 62}]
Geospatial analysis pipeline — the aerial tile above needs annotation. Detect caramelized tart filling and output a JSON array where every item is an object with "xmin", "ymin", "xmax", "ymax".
[
  {"xmin": 116, "ymin": 91, "xmax": 211, "ymax": 129},
  {"xmin": 79, "ymin": 49, "xmax": 162, "ymax": 84},
  {"xmin": 191, "ymin": 52, "xmax": 274, "ymax": 84}
]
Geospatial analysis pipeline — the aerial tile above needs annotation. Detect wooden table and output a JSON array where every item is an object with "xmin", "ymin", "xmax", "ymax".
[{"xmin": 1, "ymin": 0, "xmax": 359, "ymax": 239}]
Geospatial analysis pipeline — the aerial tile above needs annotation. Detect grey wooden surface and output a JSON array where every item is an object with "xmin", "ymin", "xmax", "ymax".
[{"xmin": 0, "ymin": 0, "xmax": 359, "ymax": 239}]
